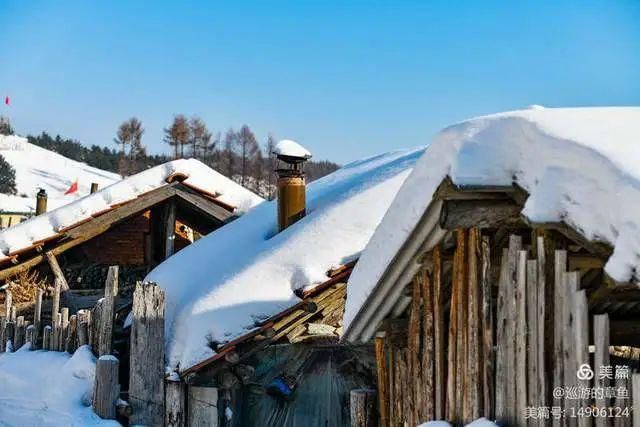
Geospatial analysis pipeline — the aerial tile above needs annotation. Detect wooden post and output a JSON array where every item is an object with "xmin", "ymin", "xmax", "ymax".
[
  {"xmin": 407, "ymin": 274, "xmax": 422, "ymax": 426},
  {"xmin": 421, "ymin": 263, "xmax": 435, "ymax": 422},
  {"xmin": 374, "ymin": 335, "xmax": 389, "ymax": 427},
  {"xmin": 563, "ymin": 271, "xmax": 579, "ymax": 427},
  {"xmin": 505, "ymin": 235, "xmax": 521, "ymax": 425},
  {"xmin": 46, "ymin": 251, "xmax": 70, "ymax": 291},
  {"xmin": 129, "ymin": 282, "xmax": 165, "ymax": 426},
  {"xmin": 164, "ymin": 200, "xmax": 177, "ymax": 259},
  {"xmin": 536, "ymin": 235, "xmax": 548, "ymax": 411},
  {"xmin": 350, "ymin": 389, "xmax": 377, "ymax": 427},
  {"xmin": 166, "ymin": 379, "xmax": 187, "ymax": 427},
  {"xmin": 66, "ymin": 314, "xmax": 77, "ymax": 353},
  {"xmin": 99, "ymin": 266, "xmax": 118, "ymax": 356},
  {"xmin": 495, "ymin": 247, "xmax": 509, "ymax": 425},
  {"xmin": 574, "ymin": 289, "xmax": 590, "ymax": 427},
  {"xmin": 526, "ymin": 259, "xmax": 539, "ymax": 416},
  {"xmin": 52, "ymin": 281, "xmax": 61, "ymax": 349},
  {"xmin": 515, "ymin": 250, "xmax": 527, "ymax": 427},
  {"xmin": 43, "ymin": 325, "xmax": 52, "ymax": 350},
  {"xmin": 33, "ymin": 288, "xmax": 43, "ymax": 349},
  {"xmin": 633, "ymin": 374, "xmax": 640, "ymax": 427},
  {"xmin": 77, "ymin": 310, "xmax": 89, "ymax": 347},
  {"xmin": 553, "ymin": 249, "xmax": 567, "ymax": 427},
  {"xmin": 188, "ymin": 386, "xmax": 218, "ymax": 427},
  {"xmin": 93, "ymin": 356, "xmax": 120, "ymax": 419},
  {"xmin": 60, "ymin": 307, "xmax": 69, "ymax": 351},
  {"xmin": 53, "ymin": 312, "xmax": 61, "ymax": 351},
  {"xmin": 594, "ymin": 314, "xmax": 610, "ymax": 427},
  {"xmin": 432, "ymin": 245, "xmax": 446, "ymax": 421},
  {"xmin": 14, "ymin": 315, "xmax": 24, "ymax": 350},
  {"xmin": 466, "ymin": 228, "xmax": 481, "ymax": 422},
  {"xmin": 4, "ymin": 290, "xmax": 11, "ymax": 319},
  {"xmin": 0, "ymin": 317, "xmax": 5, "ymax": 353},
  {"xmin": 480, "ymin": 235, "xmax": 493, "ymax": 419},
  {"xmin": 25, "ymin": 325, "xmax": 34, "ymax": 348},
  {"xmin": 4, "ymin": 321, "xmax": 14, "ymax": 351}
]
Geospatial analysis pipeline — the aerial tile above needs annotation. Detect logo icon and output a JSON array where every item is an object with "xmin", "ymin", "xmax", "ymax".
[{"xmin": 577, "ymin": 363, "xmax": 594, "ymax": 380}]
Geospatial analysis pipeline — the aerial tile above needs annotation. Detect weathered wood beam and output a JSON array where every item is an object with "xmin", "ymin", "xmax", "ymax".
[
  {"xmin": 45, "ymin": 251, "xmax": 69, "ymax": 291},
  {"xmin": 174, "ymin": 186, "xmax": 233, "ymax": 222},
  {"xmin": 439, "ymin": 200, "xmax": 522, "ymax": 230}
]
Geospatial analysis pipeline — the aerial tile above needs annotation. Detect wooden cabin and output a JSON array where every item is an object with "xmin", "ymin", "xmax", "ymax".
[
  {"xmin": 173, "ymin": 261, "xmax": 376, "ymax": 427},
  {"xmin": 344, "ymin": 177, "xmax": 640, "ymax": 426}
]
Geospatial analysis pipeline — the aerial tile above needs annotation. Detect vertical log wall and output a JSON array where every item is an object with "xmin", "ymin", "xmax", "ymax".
[{"xmin": 373, "ymin": 228, "xmax": 637, "ymax": 426}]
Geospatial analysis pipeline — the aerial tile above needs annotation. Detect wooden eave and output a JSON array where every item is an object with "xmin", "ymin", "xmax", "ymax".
[{"xmin": 0, "ymin": 182, "xmax": 236, "ymax": 280}]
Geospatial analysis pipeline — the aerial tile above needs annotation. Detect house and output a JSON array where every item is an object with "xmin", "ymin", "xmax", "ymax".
[
  {"xmin": 143, "ymin": 143, "xmax": 424, "ymax": 426},
  {"xmin": 343, "ymin": 107, "xmax": 640, "ymax": 426},
  {"xmin": 0, "ymin": 158, "xmax": 263, "ymax": 311}
]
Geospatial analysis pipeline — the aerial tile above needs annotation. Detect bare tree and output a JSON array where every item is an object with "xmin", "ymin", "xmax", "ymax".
[
  {"xmin": 265, "ymin": 135, "xmax": 277, "ymax": 199},
  {"xmin": 236, "ymin": 125, "xmax": 259, "ymax": 186},
  {"xmin": 114, "ymin": 117, "xmax": 145, "ymax": 176},
  {"xmin": 189, "ymin": 117, "xmax": 211, "ymax": 159},
  {"xmin": 222, "ymin": 128, "xmax": 237, "ymax": 178},
  {"xmin": 164, "ymin": 115, "xmax": 190, "ymax": 159}
]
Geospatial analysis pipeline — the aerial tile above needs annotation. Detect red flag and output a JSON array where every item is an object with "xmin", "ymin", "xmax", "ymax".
[
  {"xmin": 64, "ymin": 180, "xmax": 79, "ymax": 195},
  {"xmin": 4, "ymin": 96, "xmax": 8, "ymax": 106}
]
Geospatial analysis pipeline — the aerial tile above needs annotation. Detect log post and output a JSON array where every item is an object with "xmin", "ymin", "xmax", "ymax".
[
  {"xmin": 466, "ymin": 228, "xmax": 481, "ymax": 422},
  {"xmin": 188, "ymin": 385, "xmax": 218, "ymax": 427},
  {"xmin": 4, "ymin": 321, "xmax": 14, "ymax": 352},
  {"xmin": 43, "ymin": 325, "xmax": 52, "ymax": 350},
  {"xmin": 574, "ymin": 289, "xmax": 590, "ymax": 427},
  {"xmin": 4, "ymin": 290, "xmax": 11, "ymax": 319},
  {"xmin": 129, "ymin": 282, "xmax": 165, "ymax": 426},
  {"xmin": 98, "ymin": 266, "xmax": 118, "ymax": 356},
  {"xmin": 166, "ymin": 379, "xmax": 186, "ymax": 427},
  {"xmin": 14, "ymin": 315, "xmax": 24, "ymax": 350},
  {"xmin": 77, "ymin": 310, "xmax": 89, "ymax": 347},
  {"xmin": 633, "ymin": 374, "xmax": 640, "ymax": 427},
  {"xmin": 515, "ymin": 250, "xmax": 527, "ymax": 426},
  {"xmin": 93, "ymin": 355, "xmax": 120, "ymax": 419},
  {"xmin": 53, "ymin": 312, "xmax": 61, "ymax": 351},
  {"xmin": 52, "ymin": 281, "xmax": 61, "ymax": 349},
  {"xmin": 553, "ymin": 250, "xmax": 567, "ymax": 427},
  {"xmin": 0, "ymin": 317, "xmax": 5, "ymax": 353},
  {"xmin": 374, "ymin": 334, "xmax": 389, "ymax": 427},
  {"xmin": 46, "ymin": 251, "xmax": 70, "ymax": 291},
  {"xmin": 25, "ymin": 324, "xmax": 34, "ymax": 348},
  {"xmin": 33, "ymin": 288, "xmax": 43, "ymax": 348},
  {"xmin": 66, "ymin": 314, "xmax": 77, "ymax": 353},
  {"xmin": 60, "ymin": 307, "xmax": 69, "ymax": 351},
  {"xmin": 164, "ymin": 200, "xmax": 177, "ymax": 259},
  {"xmin": 350, "ymin": 389, "xmax": 377, "ymax": 427},
  {"xmin": 594, "ymin": 314, "xmax": 610, "ymax": 427},
  {"xmin": 480, "ymin": 235, "xmax": 493, "ymax": 419}
]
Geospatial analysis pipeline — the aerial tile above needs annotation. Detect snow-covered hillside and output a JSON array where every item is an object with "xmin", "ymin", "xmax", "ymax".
[{"xmin": 0, "ymin": 135, "xmax": 120, "ymax": 211}]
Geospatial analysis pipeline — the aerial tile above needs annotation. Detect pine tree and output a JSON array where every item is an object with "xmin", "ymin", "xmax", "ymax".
[
  {"xmin": 0, "ymin": 117, "xmax": 13, "ymax": 136},
  {"xmin": 0, "ymin": 154, "xmax": 17, "ymax": 195}
]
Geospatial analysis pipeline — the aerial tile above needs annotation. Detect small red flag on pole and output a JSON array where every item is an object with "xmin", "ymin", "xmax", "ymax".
[
  {"xmin": 64, "ymin": 180, "xmax": 79, "ymax": 195},
  {"xmin": 4, "ymin": 96, "xmax": 9, "ymax": 106}
]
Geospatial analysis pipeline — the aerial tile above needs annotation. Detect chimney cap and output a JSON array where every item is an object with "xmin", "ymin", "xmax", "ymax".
[{"xmin": 273, "ymin": 139, "xmax": 312, "ymax": 164}]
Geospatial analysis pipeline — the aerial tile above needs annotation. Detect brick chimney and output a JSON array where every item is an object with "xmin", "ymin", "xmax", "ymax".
[{"xmin": 273, "ymin": 140, "xmax": 312, "ymax": 232}]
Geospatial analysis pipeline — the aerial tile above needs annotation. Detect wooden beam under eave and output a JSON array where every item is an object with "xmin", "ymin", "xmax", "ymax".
[{"xmin": 438, "ymin": 199, "xmax": 523, "ymax": 230}]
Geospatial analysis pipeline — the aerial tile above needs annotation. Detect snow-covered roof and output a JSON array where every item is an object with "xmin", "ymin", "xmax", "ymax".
[
  {"xmin": 0, "ymin": 135, "xmax": 121, "ymax": 199},
  {"xmin": 0, "ymin": 158, "xmax": 264, "ymax": 259},
  {"xmin": 145, "ymin": 147, "xmax": 424, "ymax": 371},
  {"xmin": 344, "ymin": 106, "xmax": 640, "ymax": 341},
  {"xmin": 273, "ymin": 139, "xmax": 312, "ymax": 159}
]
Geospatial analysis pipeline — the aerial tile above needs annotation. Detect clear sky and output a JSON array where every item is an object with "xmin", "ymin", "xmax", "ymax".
[{"xmin": 1, "ymin": 1, "xmax": 639, "ymax": 163}]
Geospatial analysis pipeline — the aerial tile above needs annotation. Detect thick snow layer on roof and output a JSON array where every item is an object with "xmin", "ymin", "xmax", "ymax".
[
  {"xmin": 0, "ymin": 158, "xmax": 263, "ymax": 259},
  {"xmin": 145, "ymin": 147, "xmax": 423, "ymax": 370},
  {"xmin": 344, "ymin": 107, "xmax": 640, "ymax": 332},
  {"xmin": 0, "ymin": 135, "xmax": 120, "ymax": 199},
  {"xmin": 273, "ymin": 139, "xmax": 312, "ymax": 158},
  {"xmin": 0, "ymin": 345, "xmax": 118, "ymax": 426}
]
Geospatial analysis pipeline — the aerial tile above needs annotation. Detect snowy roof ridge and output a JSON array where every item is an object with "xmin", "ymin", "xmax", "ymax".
[
  {"xmin": 144, "ymin": 146, "xmax": 424, "ymax": 371},
  {"xmin": 343, "ymin": 106, "xmax": 640, "ymax": 339},
  {"xmin": 0, "ymin": 158, "xmax": 264, "ymax": 259}
]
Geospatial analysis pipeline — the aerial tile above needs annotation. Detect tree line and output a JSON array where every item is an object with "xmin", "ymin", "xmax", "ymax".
[{"xmin": 21, "ymin": 115, "xmax": 339, "ymax": 199}]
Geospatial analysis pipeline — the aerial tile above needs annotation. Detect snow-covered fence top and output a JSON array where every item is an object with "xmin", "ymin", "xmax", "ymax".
[
  {"xmin": 144, "ymin": 147, "xmax": 424, "ymax": 371},
  {"xmin": 0, "ymin": 158, "xmax": 264, "ymax": 260},
  {"xmin": 344, "ymin": 106, "xmax": 640, "ymax": 333}
]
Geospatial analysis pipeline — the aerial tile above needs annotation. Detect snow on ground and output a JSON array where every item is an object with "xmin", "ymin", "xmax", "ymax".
[
  {"xmin": 273, "ymin": 139, "xmax": 312, "ymax": 158},
  {"xmin": 0, "ymin": 135, "xmax": 120, "ymax": 202},
  {"xmin": 344, "ymin": 106, "xmax": 640, "ymax": 331},
  {"xmin": 145, "ymin": 147, "xmax": 424, "ymax": 371},
  {"xmin": 0, "ymin": 157, "xmax": 264, "ymax": 259},
  {"xmin": 0, "ymin": 345, "xmax": 118, "ymax": 426}
]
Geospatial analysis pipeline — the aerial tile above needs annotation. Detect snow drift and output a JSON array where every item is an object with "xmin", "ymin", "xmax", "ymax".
[
  {"xmin": 344, "ymin": 106, "xmax": 640, "ymax": 331},
  {"xmin": 0, "ymin": 346, "xmax": 118, "ymax": 426},
  {"xmin": 145, "ymin": 147, "xmax": 424, "ymax": 371}
]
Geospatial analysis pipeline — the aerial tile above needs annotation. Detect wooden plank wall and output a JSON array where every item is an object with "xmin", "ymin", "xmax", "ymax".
[{"xmin": 373, "ymin": 228, "xmax": 640, "ymax": 426}]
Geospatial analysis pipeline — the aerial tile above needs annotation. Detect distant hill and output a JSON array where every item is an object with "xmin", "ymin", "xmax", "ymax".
[{"xmin": 0, "ymin": 135, "xmax": 120, "ymax": 213}]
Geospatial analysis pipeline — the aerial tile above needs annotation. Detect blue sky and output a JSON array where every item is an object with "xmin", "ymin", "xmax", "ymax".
[{"xmin": 1, "ymin": 1, "xmax": 639, "ymax": 163}]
